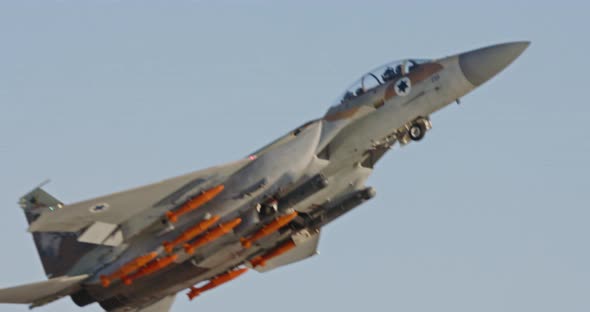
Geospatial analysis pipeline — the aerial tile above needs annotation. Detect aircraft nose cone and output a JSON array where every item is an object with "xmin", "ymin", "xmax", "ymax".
[{"xmin": 459, "ymin": 41, "xmax": 530, "ymax": 86}]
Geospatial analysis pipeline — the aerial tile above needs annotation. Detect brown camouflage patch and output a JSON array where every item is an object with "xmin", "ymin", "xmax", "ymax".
[
  {"xmin": 384, "ymin": 62, "xmax": 443, "ymax": 101},
  {"xmin": 324, "ymin": 107, "xmax": 361, "ymax": 121},
  {"xmin": 324, "ymin": 62, "xmax": 443, "ymax": 121}
]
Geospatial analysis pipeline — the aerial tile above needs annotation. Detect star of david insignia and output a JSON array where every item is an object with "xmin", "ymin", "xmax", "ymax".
[
  {"xmin": 90, "ymin": 203, "xmax": 109, "ymax": 213},
  {"xmin": 395, "ymin": 77, "xmax": 412, "ymax": 96}
]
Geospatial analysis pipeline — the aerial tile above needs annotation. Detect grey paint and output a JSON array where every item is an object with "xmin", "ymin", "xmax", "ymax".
[
  {"xmin": 459, "ymin": 42, "xmax": 530, "ymax": 86},
  {"xmin": 0, "ymin": 275, "xmax": 88, "ymax": 305},
  {"xmin": 0, "ymin": 42, "xmax": 529, "ymax": 312}
]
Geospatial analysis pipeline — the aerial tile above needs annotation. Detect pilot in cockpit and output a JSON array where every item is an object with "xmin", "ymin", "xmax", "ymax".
[
  {"xmin": 343, "ymin": 91, "xmax": 354, "ymax": 101},
  {"xmin": 382, "ymin": 67, "xmax": 397, "ymax": 82},
  {"xmin": 382, "ymin": 60, "xmax": 420, "ymax": 82},
  {"xmin": 338, "ymin": 59, "xmax": 428, "ymax": 105},
  {"xmin": 382, "ymin": 65, "xmax": 404, "ymax": 82},
  {"xmin": 407, "ymin": 60, "xmax": 419, "ymax": 72}
]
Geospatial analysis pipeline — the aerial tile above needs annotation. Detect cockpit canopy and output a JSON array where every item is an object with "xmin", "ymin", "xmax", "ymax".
[{"xmin": 334, "ymin": 59, "xmax": 431, "ymax": 106}]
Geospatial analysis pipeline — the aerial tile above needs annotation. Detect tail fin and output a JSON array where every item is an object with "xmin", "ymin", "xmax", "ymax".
[{"xmin": 19, "ymin": 183, "xmax": 95, "ymax": 278}]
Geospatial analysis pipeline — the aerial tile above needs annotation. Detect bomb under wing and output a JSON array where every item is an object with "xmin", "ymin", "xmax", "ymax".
[
  {"xmin": 1, "ymin": 42, "xmax": 529, "ymax": 312},
  {"xmin": 184, "ymin": 218, "xmax": 243, "ymax": 255},
  {"xmin": 166, "ymin": 185, "xmax": 225, "ymax": 223},
  {"xmin": 163, "ymin": 216, "xmax": 221, "ymax": 254},
  {"xmin": 241, "ymin": 211, "xmax": 299, "ymax": 248},
  {"xmin": 187, "ymin": 268, "xmax": 249, "ymax": 300},
  {"xmin": 122, "ymin": 254, "xmax": 179, "ymax": 286}
]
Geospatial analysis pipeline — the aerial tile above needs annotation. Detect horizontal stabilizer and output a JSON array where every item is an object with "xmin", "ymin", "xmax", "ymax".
[{"xmin": 0, "ymin": 275, "xmax": 88, "ymax": 307}]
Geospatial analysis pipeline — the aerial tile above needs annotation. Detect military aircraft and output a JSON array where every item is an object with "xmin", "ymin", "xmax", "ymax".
[{"xmin": 0, "ymin": 42, "xmax": 529, "ymax": 311}]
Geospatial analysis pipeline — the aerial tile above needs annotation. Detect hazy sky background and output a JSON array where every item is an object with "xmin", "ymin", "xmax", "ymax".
[{"xmin": 0, "ymin": 1, "xmax": 588, "ymax": 312}]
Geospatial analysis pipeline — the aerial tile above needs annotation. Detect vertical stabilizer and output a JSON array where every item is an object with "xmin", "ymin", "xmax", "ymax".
[{"xmin": 19, "ymin": 184, "xmax": 95, "ymax": 278}]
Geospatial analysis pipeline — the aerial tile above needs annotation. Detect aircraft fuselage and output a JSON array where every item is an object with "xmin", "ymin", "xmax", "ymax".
[{"xmin": 2, "ymin": 42, "xmax": 529, "ymax": 312}]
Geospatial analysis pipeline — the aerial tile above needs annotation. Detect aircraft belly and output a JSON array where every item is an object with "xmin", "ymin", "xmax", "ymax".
[
  {"xmin": 294, "ymin": 165, "xmax": 373, "ymax": 214},
  {"xmin": 324, "ymin": 106, "xmax": 417, "ymax": 167},
  {"xmin": 113, "ymin": 228, "xmax": 314, "ymax": 303},
  {"xmin": 88, "ymin": 262, "xmax": 206, "ymax": 309},
  {"xmin": 193, "ymin": 242, "xmax": 244, "ymax": 269},
  {"xmin": 85, "ymin": 121, "xmax": 324, "ymax": 300}
]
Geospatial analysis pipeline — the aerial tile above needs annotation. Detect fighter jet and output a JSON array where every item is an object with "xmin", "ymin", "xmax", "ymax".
[{"xmin": 0, "ymin": 42, "xmax": 529, "ymax": 312}]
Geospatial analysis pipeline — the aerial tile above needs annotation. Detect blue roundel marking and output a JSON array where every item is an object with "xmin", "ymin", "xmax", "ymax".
[
  {"xmin": 89, "ymin": 203, "xmax": 109, "ymax": 213},
  {"xmin": 395, "ymin": 77, "xmax": 412, "ymax": 96}
]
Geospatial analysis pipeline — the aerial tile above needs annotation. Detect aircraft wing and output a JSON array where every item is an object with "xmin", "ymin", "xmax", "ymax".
[
  {"xmin": 107, "ymin": 295, "xmax": 175, "ymax": 312},
  {"xmin": 27, "ymin": 159, "xmax": 250, "ymax": 234},
  {"xmin": 135, "ymin": 296, "xmax": 175, "ymax": 312},
  {"xmin": 0, "ymin": 275, "xmax": 88, "ymax": 308}
]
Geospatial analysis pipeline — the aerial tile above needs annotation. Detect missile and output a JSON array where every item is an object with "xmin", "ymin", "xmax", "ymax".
[
  {"xmin": 250, "ymin": 240, "xmax": 296, "ymax": 267},
  {"xmin": 183, "ymin": 218, "xmax": 242, "ymax": 255},
  {"xmin": 100, "ymin": 252, "xmax": 158, "ymax": 288},
  {"xmin": 241, "ymin": 211, "xmax": 298, "ymax": 248},
  {"xmin": 163, "ymin": 215, "xmax": 221, "ymax": 254},
  {"xmin": 187, "ymin": 268, "xmax": 248, "ymax": 300},
  {"xmin": 122, "ymin": 254, "xmax": 179, "ymax": 286},
  {"xmin": 166, "ymin": 185, "xmax": 225, "ymax": 223}
]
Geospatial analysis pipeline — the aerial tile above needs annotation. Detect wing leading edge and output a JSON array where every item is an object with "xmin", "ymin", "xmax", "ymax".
[
  {"xmin": 0, "ymin": 275, "xmax": 88, "ymax": 308},
  {"xmin": 27, "ymin": 159, "xmax": 250, "ymax": 235}
]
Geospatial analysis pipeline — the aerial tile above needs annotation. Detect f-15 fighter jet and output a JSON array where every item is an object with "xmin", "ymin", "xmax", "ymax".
[{"xmin": 0, "ymin": 42, "xmax": 529, "ymax": 312}]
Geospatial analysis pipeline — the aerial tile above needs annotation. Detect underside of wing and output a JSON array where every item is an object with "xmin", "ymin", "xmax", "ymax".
[
  {"xmin": 109, "ymin": 296, "xmax": 175, "ymax": 312},
  {"xmin": 0, "ymin": 275, "xmax": 88, "ymax": 308},
  {"xmin": 27, "ymin": 159, "xmax": 250, "ymax": 235},
  {"xmin": 136, "ymin": 296, "xmax": 175, "ymax": 312}
]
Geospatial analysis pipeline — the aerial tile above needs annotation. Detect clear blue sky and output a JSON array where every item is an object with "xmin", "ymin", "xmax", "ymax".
[{"xmin": 1, "ymin": 1, "xmax": 588, "ymax": 312}]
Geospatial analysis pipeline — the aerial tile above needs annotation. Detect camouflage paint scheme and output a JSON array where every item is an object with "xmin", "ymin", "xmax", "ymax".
[{"xmin": 0, "ymin": 42, "xmax": 529, "ymax": 312}]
